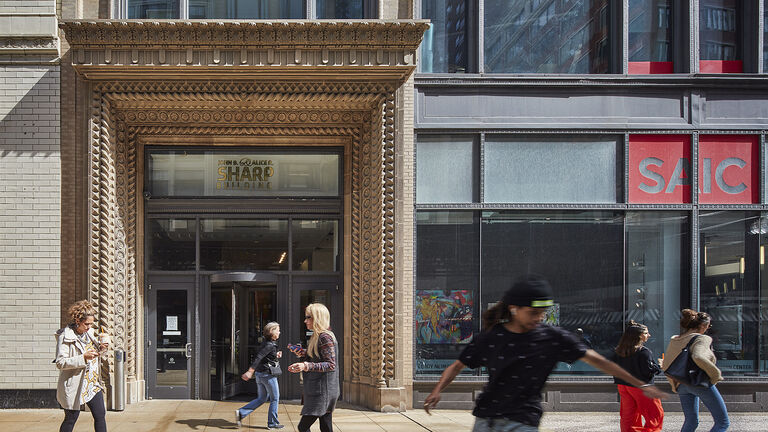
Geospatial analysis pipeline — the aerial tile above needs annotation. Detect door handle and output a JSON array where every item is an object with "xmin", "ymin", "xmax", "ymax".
[{"xmin": 185, "ymin": 343, "xmax": 192, "ymax": 359}]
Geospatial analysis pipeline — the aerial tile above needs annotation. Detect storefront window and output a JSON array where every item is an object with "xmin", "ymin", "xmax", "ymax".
[
  {"xmin": 148, "ymin": 219, "xmax": 196, "ymax": 271},
  {"xmin": 626, "ymin": 212, "xmax": 690, "ymax": 359},
  {"xmin": 188, "ymin": 0, "xmax": 305, "ymax": 18},
  {"xmin": 415, "ymin": 211, "xmax": 479, "ymax": 375},
  {"xmin": 699, "ymin": 0, "xmax": 742, "ymax": 72},
  {"xmin": 128, "ymin": 0, "xmax": 180, "ymax": 18},
  {"xmin": 484, "ymin": 136, "xmax": 620, "ymax": 203},
  {"xmin": 147, "ymin": 150, "xmax": 340, "ymax": 198},
  {"xmin": 199, "ymin": 219, "xmax": 289, "ymax": 271},
  {"xmin": 421, "ymin": 0, "xmax": 469, "ymax": 73},
  {"xmin": 760, "ymin": 214, "xmax": 768, "ymax": 373},
  {"xmin": 481, "ymin": 211, "xmax": 623, "ymax": 373},
  {"xmin": 484, "ymin": 0, "xmax": 611, "ymax": 73},
  {"xmin": 700, "ymin": 211, "xmax": 760, "ymax": 374},
  {"xmin": 628, "ymin": 0, "xmax": 673, "ymax": 74},
  {"xmin": 316, "ymin": 0, "xmax": 363, "ymax": 18},
  {"xmin": 292, "ymin": 220, "xmax": 339, "ymax": 271},
  {"xmin": 416, "ymin": 136, "xmax": 476, "ymax": 203}
]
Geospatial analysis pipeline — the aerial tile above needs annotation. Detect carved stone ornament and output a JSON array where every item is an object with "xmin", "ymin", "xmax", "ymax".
[
  {"xmin": 0, "ymin": 37, "xmax": 58, "ymax": 53},
  {"xmin": 62, "ymin": 20, "xmax": 426, "ymax": 406},
  {"xmin": 60, "ymin": 20, "xmax": 428, "ymax": 81}
]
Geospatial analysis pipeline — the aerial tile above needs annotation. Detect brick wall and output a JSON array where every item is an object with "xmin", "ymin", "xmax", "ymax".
[{"xmin": 0, "ymin": 65, "xmax": 61, "ymax": 390}]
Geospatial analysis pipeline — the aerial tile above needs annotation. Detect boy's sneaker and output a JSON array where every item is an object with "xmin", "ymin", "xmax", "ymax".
[
  {"xmin": 268, "ymin": 424, "xmax": 285, "ymax": 430},
  {"xmin": 235, "ymin": 409, "xmax": 242, "ymax": 427}
]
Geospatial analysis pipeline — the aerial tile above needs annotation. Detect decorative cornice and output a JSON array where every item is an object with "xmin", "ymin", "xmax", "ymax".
[
  {"xmin": 61, "ymin": 20, "xmax": 429, "ymax": 49},
  {"xmin": 59, "ymin": 20, "xmax": 428, "ymax": 81}
]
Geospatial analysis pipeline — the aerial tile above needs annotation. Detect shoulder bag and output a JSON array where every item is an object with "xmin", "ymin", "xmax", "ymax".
[
  {"xmin": 267, "ymin": 360, "xmax": 282, "ymax": 377},
  {"xmin": 664, "ymin": 336, "xmax": 711, "ymax": 388}
]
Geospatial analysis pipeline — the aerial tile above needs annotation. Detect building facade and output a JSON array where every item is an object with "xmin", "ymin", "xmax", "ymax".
[{"xmin": 1, "ymin": 0, "xmax": 768, "ymax": 413}]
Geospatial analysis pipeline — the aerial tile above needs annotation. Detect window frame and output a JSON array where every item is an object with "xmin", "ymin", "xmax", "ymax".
[{"xmin": 117, "ymin": 0, "xmax": 378, "ymax": 19}]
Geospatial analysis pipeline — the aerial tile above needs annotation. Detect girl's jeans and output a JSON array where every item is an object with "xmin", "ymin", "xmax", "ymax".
[
  {"xmin": 238, "ymin": 372, "xmax": 280, "ymax": 426},
  {"xmin": 678, "ymin": 383, "xmax": 730, "ymax": 432}
]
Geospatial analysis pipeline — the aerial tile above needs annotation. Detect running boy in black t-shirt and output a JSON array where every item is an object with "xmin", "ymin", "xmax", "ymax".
[{"xmin": 423, "ymin": 275, "xmax": 667, "ymax": 432}]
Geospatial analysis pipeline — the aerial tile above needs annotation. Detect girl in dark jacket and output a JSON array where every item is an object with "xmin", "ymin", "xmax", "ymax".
[
  {"xmin": 611, "ymin": 321, "xmax": 663, "ymax": 432},
  {"xmin": 236, "ymin": 322, "xmax": 284, "ymax": 430},
  {"xmin": 288, "ymin": 303, "xmax": 340, "ymax": 432}
]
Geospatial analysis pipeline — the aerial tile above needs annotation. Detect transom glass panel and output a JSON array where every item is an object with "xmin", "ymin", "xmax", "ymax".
[{"xmin": 147, "ymin": 150, "xmax": 340, "ymax": 198}]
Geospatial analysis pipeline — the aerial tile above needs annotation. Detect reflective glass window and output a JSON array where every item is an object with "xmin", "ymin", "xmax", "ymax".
[
  {"xmin": 628, "ymin": 0, "xmax": 673, "ymax": 73},
  {"xmin": 188, "ymin": 0, "xmax": 305, "ymax": 18},
  {"xmin": 481, "ymin": 211, "xmax": 623, "ymax": 373},
  {"xmin": 700, "ymin": 211, "xmax": 760, "ymax": 374},
  {"xmin": 415, "ymin": 211, "xmax": 479, "ymax": 375},
  {"xmin": 699, "ymin": 0, "xmax": 742, "ymax": 72},
  {"xmin": 421, "ymin": 0, "xmax": 469, "ymax": 73},
  {"xmin": 147, "ymin": 150, "xmax": 340, "ymax": 198},
  {"xmin": 128, "ymin": 0, "xmax": 180, "ymax": 18},
  {"xmin": 626, "ymin": 212, "xmax": 690, "ymax": 359},
  {"xmin": 317, "ymin": 0, "xmax": 363, "ymax": 18},
  {"xmin": 765, "ymin": 1, "xmax": 768, "ymax": 72},
  {"xmin": 484, "ymin": 0, "xmax": 611, "ymax": 73},
  {"xmin": 416, "ymin": 135, "xmax": 475, "ymax": 203},
  {"xmin": 484, "ymin": 136, "xmax": 620, "ymax": 203},
  {"xmin": 292, "ymin": 220, "xmax": 339, "ymax": 271},
  {"xmin": 199, "ymin": 219, "xmax": 289, "ymax": 271},
  {"xmin": 148, "ymin": 219, "xmax": 196, "ymax": 271}
]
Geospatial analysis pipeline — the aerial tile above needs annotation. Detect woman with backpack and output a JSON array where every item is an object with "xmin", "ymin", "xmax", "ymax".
[
  {"xmin": 663, "ymin": 309, "xmax": 729, "ymax": 432},
  {"xmin": 611, "ymin": 321, "xmax": 663, "ymax": 432}
]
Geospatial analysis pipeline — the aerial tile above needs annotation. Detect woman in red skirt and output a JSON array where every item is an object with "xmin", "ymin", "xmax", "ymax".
[{"xmin": 611, "ymin": 321, "xmax": 664, "ymax": 432}]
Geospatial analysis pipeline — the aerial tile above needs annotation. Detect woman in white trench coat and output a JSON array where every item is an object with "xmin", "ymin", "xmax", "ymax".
[{"xmin": 55, "ymin": 300, "xmax": 108, "ymax": 432}]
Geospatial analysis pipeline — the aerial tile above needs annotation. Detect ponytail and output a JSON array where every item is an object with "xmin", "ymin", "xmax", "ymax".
[{"xmin": 482, "ymin": 302, "xmax": 511, "ymax": 331}]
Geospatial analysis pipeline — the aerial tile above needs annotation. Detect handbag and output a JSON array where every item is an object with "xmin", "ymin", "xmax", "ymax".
[
  {"xmin": 664, "ymin": 336, "xmax": 711, "ymax": 388},
  {"xmin": 266, "ymin": 360, "xmax": 282, "ymax": 377}
]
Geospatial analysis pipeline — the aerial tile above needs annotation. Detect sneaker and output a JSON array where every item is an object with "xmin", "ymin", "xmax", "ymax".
[
  {"xmin": 235, "ymin": 409, "xmax": 242, "ymax": 427},
  {"xmin": 268, "ymin": 424, "xmax": 285, "ymax": 430}
]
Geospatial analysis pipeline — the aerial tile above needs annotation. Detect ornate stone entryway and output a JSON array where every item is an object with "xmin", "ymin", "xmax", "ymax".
[{"xmin": 60, "ymin": 20, "xmax": 427, "ymax": 411}]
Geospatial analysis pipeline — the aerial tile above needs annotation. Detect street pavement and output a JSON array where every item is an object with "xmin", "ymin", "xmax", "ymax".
[{"xmin": 0, "ymin": 400, "xmax": 765, "ymax": 431}]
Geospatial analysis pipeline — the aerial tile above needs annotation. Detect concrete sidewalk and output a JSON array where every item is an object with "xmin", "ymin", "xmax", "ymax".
[{"xmin": 0, "ymin": 400, "xmax": 765, "ymax": 431}]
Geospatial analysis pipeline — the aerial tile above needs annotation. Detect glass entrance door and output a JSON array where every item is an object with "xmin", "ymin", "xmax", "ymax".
[
  {"xmin": 147, "ymin": 275, "xmax": 195, "ymax": 399},
  {"xmin": 210, "ymin": 280, "xmax": 277, "ymax": 400}
]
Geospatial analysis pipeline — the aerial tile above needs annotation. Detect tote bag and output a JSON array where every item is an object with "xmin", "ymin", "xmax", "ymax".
[{"xmin": 664, "ymin": 336, "xmax": 711, "ymax": 388}]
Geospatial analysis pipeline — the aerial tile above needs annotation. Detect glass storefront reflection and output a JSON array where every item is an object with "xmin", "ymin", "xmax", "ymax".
[
  {"xmin": 700, "ymin": 211, "xmax": 760, "ymax": 373},
  {"xmin": 414, "ymin": 210, "xmax": 692, "ymax": 376},
  {"xmin": 482, "ymin": 211, "xmax": 624, "ymax": 374},
  {"xmin": 200, "ymin": 219, "xmax": 289, "ymax": 271},
  {"xmin": 292, "ymin": 220, "xmax": 339, "ymax": 271},
  {"xmin": 148, "ymin": 219, "xmax": 196, "ymax": 271},
  {"xmin": 415, "ymin": 211, "xmax": 479, "ymax": 375}
]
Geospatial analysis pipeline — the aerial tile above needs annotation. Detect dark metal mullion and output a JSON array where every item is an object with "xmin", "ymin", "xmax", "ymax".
[
  {"xmin": 691, "ymin": 132, "xmax": 700, "ymax": 309},
  {"xmin": 194, "ymin": 215, "xmax": 200, "ymax": 399},
  {"xmin": 759, "ymin": 1, "xmax": 765, "ymax": 74}
]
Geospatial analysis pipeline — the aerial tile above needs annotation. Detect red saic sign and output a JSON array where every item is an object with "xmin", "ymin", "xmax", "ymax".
[
  {"xmin": 698, "ymin": 135, "xmax": 759, "ymax": 204},
  {"xmin": 629, "ymin": 135, "xmax": 758, "ymax": 204},
  {"xmin": 629, "ymin": 135, "xmax": 691, "ymax": 203}
]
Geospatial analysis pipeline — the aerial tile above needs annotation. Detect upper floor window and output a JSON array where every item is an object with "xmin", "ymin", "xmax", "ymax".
[
  {"xmin": 126, "ymin": 0, "xmax": 374, "ymax": 19},
  {"xmin": 421, "ymin": 0, "xmax": 469, "ymax": 73},
  {"xmin": 628, "ymin": 0, "xmax": 673, "ymax": 74},
  {"xmin": 699, "ymin": 0, "xmax": 742, "ymax": 72},
  {"xmin": 484, "ymin": 0, "xmax": 611, "ymax": 73}
]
